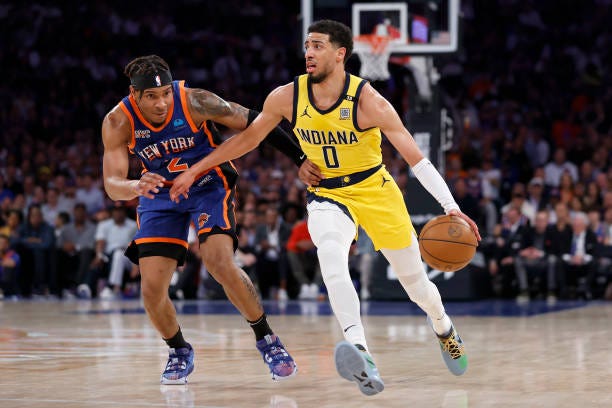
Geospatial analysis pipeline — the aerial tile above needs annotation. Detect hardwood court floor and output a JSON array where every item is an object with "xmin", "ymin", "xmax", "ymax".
[{"xmin": 0, "ymin": 298, "xmax": 611, "ymax": 408}]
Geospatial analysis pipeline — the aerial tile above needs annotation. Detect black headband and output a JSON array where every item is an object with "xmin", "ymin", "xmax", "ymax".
[{"xmin": 130, "ymin": 70, "xmax": 173, "ymax": 90}]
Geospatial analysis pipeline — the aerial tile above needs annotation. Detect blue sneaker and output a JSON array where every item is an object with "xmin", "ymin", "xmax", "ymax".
[
  {"xmin": 256, "ymin": 334, "xmax": 297, "ymax": 381},
  {"xmin": 427, "ymin": 317, "xmax": 467, "ymax": 376},
  {"xmin": 334, "ymin": 341, "xmax": 384, "ymax": 396},
  {"xmin": 160, "ymin": 346, "xmax": 195, "ymax": 384}
]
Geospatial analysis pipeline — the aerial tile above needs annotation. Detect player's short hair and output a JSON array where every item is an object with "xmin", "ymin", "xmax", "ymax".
[
  {"xmin": 308, "ymin": 19, "xmax": 353, "ymax": 63},
  {"xmin": 124, "ymin": 55, "xmax": 172, "ymax": 90}
]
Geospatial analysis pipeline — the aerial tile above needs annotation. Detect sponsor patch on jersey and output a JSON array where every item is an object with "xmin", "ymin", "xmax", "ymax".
[
  {"xmin": 135, "ymin": 129, "xmax": 151, "ymax": 139},
  {"xmin": 173, "ymin": 118, "xmax": 185, "ymax": 127},
  {"xmin": 198, "ymin": 213, "xmax": 210, "ymax": 228},
  {"xmin": 339, "ymin": 108, "xmax": 350, "ymax": 120},
  {"xmin": 196, "ymin": 174, "xmax": 213, "ymax": 187}
]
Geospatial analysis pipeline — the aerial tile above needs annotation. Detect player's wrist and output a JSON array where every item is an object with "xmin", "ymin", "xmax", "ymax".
[
  {"xmin": 128, "ymin": 179, "xmax": 140, "ymax": 197},
  {"xmin": 443, "ymin": 203, "xmax": 460, "ymax": 215}
]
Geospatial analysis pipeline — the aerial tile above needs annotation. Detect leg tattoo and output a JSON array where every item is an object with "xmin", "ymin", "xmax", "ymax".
[{"xmin": 240, "ymin": 272, "xmax": 263, "ymax": 312}]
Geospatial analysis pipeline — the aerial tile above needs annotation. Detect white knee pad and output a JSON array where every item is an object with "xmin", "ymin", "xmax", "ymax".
[
  {"xmin": 381, "ymin": 235, "xmax": 445, "ymax": 319},
  {"xmin": 316, "ymin": 233, "xmax": 351, "ymax": 285}
]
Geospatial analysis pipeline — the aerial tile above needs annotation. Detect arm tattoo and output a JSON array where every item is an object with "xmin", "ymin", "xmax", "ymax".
[
  {"xmin": 228, "ymin": 102, "xmax": 249, "ymax": 123},
  {"xmin": 189, "ymin": 89, "xmax": 232, "ymax": 117},
  {"xmin": 240, "ymin": 272, "xmax": 263, "ymax": 313}
]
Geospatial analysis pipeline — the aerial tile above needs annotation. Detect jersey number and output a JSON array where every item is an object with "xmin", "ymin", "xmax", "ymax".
[
  {"xmin": 322, "ymin": 146, "xmax": 340, "ymax": 168},
  {"xmin": 167, "ymin": 157, "xmax": 189, "ymax": 173}
]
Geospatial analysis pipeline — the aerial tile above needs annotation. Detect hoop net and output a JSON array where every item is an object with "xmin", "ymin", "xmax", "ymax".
[{"xmin": 354, "ymin": 34, "xmax": 392, "ymax": 81}]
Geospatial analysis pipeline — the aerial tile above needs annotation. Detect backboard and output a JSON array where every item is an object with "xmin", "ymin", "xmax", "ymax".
[{"xmin": 301, "ymin": 0, "xmax": 460, "ymax": 54}]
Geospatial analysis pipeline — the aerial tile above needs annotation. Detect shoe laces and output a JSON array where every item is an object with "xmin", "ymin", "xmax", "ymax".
[
  {"xmin": 263, "ymin": 344, "xmax": 290, "ymax": 363},
  {"xmin": 165, "ymin": 349, "xmax": 189, "ymax": 372},
  {"xmin": 439, "ymin": 331, "xmax": 464, "ymax": 360}
]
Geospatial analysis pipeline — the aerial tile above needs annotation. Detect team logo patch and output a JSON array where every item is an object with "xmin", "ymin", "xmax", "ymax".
[
  {"xmin": 173, "ymin": 118, "xmax": 185, "ymax": 127},
  {"xmin": 300, "ymin": 105, "xmax": 312, "ymax": 118},
  {"xmin": 198, "ymin": 213, "xmax": 210, "ymax": 228},
  {"xmin": 155, "ymin": 75, "xmax": 162, "ymax": 87},
  {"xmin": 339, "ymin": 108, "xmax": 350, "ymax": 120}
]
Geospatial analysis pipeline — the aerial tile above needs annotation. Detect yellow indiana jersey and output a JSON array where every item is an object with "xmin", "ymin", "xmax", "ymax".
[{"xmin": 291, "ymin": 73, "xmax": 382, "ymax": 178}]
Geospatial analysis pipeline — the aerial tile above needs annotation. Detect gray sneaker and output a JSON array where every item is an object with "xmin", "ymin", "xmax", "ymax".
[
  {"xmin": 427, "ymin": 317, "xmax": 468, "ymax": 376},
  {"xmin": 334, "ymin": 341, "xmax": 384, "ymax": 396}
]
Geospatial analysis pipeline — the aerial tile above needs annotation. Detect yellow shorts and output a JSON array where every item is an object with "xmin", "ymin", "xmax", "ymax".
[{"xmin": 307, "ymin": 167, "xmax": 415, "ymax": 250}]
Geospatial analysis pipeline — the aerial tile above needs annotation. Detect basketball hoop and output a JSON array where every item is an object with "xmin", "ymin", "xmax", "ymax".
[{"xmin": 353, "ymin": 34, "xmax": 392, "ymax": 82}]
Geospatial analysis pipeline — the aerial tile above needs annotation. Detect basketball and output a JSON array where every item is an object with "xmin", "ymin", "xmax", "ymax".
[{"xmin": 418, "ymin": 215, "xmax": 477, "ymax": 272}]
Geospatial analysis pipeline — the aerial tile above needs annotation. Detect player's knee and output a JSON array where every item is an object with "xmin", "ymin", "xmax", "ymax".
[
  {"xmin": 405, "ymin": 277, "xmax": 438, "ymax": 306},
  {"xmin": 317, "ymin": 236, "xmax": 350, "ymax": 283},
  {"xmin": 202, "ymin": 254, "xmax": 238, "ymax": 287},
  {"xmin": 382, "ymin": 242, "xmax": 424, "ymax": 279},
  {"xmin": 141, "ymin": 279, "xmax": 167, "ymax": 306}
]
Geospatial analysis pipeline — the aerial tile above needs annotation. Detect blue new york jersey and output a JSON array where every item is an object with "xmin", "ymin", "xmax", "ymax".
[{"xmin": 119, "ymin": 80, "xmax": 237, "ymax": 190}]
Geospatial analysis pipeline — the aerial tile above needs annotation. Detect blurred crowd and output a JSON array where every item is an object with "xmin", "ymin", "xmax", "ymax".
[{"xmin": 0, "ymin": 0, "xmax": 611, "ymax": 302}]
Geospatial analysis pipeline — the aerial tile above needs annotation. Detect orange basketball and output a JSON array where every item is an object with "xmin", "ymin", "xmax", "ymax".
[{"xmin": 418, "ymin": 215, "xmax": 477, "ymax": 272}]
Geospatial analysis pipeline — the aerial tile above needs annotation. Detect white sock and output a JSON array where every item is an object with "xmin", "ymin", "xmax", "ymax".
[{"xmin": 431, "ymin": 313, "xmax": 452, "ymax": 336}]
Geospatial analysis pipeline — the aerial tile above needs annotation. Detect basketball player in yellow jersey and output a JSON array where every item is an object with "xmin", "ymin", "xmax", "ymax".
[{"xmin": 171, "ymin": 20, "xmax": 481, "ymax": 395}]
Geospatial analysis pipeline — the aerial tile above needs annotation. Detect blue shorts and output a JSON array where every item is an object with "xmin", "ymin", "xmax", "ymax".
[{"xmin": 125, "ymin": 169, "xmax": 237, "ymax": 266}]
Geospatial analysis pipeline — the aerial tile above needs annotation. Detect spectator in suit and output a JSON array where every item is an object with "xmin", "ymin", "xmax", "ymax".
[
  {"xmin": 558, "ymin": 212, "xmax": 599, "ymax": 299},
  {"xmin": 17, "ymin": 204, "xmax": 56, "ymax": 297},
  {"xmin": 514, "ymin": 210, "xmax": 557, "ymax": 303},
  {"xmin": 547, "ymin": 202, "xmax": 573, "ymax": 257},
  {"xmin": 489, "ymin": 206, "xmax": 527, "ymax": 297},
  {"xmin": 254, "ymin": 206, "xmax": 282, "ymax": 299}
]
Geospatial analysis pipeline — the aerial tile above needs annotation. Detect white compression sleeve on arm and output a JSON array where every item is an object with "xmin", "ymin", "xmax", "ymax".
[{"xmin": 411, "ymin": 158, "xmax": 460, "ymax": 214}]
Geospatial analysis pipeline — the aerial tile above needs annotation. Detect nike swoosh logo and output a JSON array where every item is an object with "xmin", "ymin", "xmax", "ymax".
[{"xmin": 344, "ymin": 324, "xmax": 356, "ymax": 333}]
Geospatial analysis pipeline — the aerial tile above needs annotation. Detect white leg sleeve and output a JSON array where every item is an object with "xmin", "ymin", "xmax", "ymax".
[
  {"xmin": 381, "ymin": 233, "xmax": 451, "ymax": 335},
  {"xmin": 307, "ymin": 201, "xmax": 368, "ymax": 349}
]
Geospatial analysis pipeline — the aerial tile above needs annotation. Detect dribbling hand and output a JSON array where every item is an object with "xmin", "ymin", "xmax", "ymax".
[
  {"xmin": 133, "ymin": 172, "xmax": 166, "ymax": 199},
  {"xmin": 447, "ymin": 209, "xmax": 482, "ymax": 241},
  {"xmin": 298, "ymin": 159, "xmax": 323, "ymax": 187}
]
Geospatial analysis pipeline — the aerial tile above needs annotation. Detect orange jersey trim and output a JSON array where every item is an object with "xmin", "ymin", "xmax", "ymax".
[
  {"xmin": 127, "ymin": 92, "xmax": 174, "ymax": 132},
  {"xmin": 178, "ymin": 80, "xmax": 199, "ymax": 133},
  {"xmin": 202, "ymin": 121, "xmax": 217, "ymax": 147},
  {"xmin": 134, "ymin": 237, "xmax": 188, "ymax": 248},
  {"xmin": 214, "ymin": 166, "xmax": 232, "ymax": 228},
  {"xmin": 197, "ymin": 226, "xmax": 230, "ymax": 235},
  {"xmin": 119, "ymin": 101, "xmax": 136, "ymax": 152}
]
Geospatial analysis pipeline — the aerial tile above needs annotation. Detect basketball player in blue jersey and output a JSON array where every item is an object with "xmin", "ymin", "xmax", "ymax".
[
  {"xmin": 102, "ymin": 55, "xmax": 322, "ymax": 385},
  {"xmin": 170, "ymin": 21, "xmax": 481, "ymax": 395}
]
